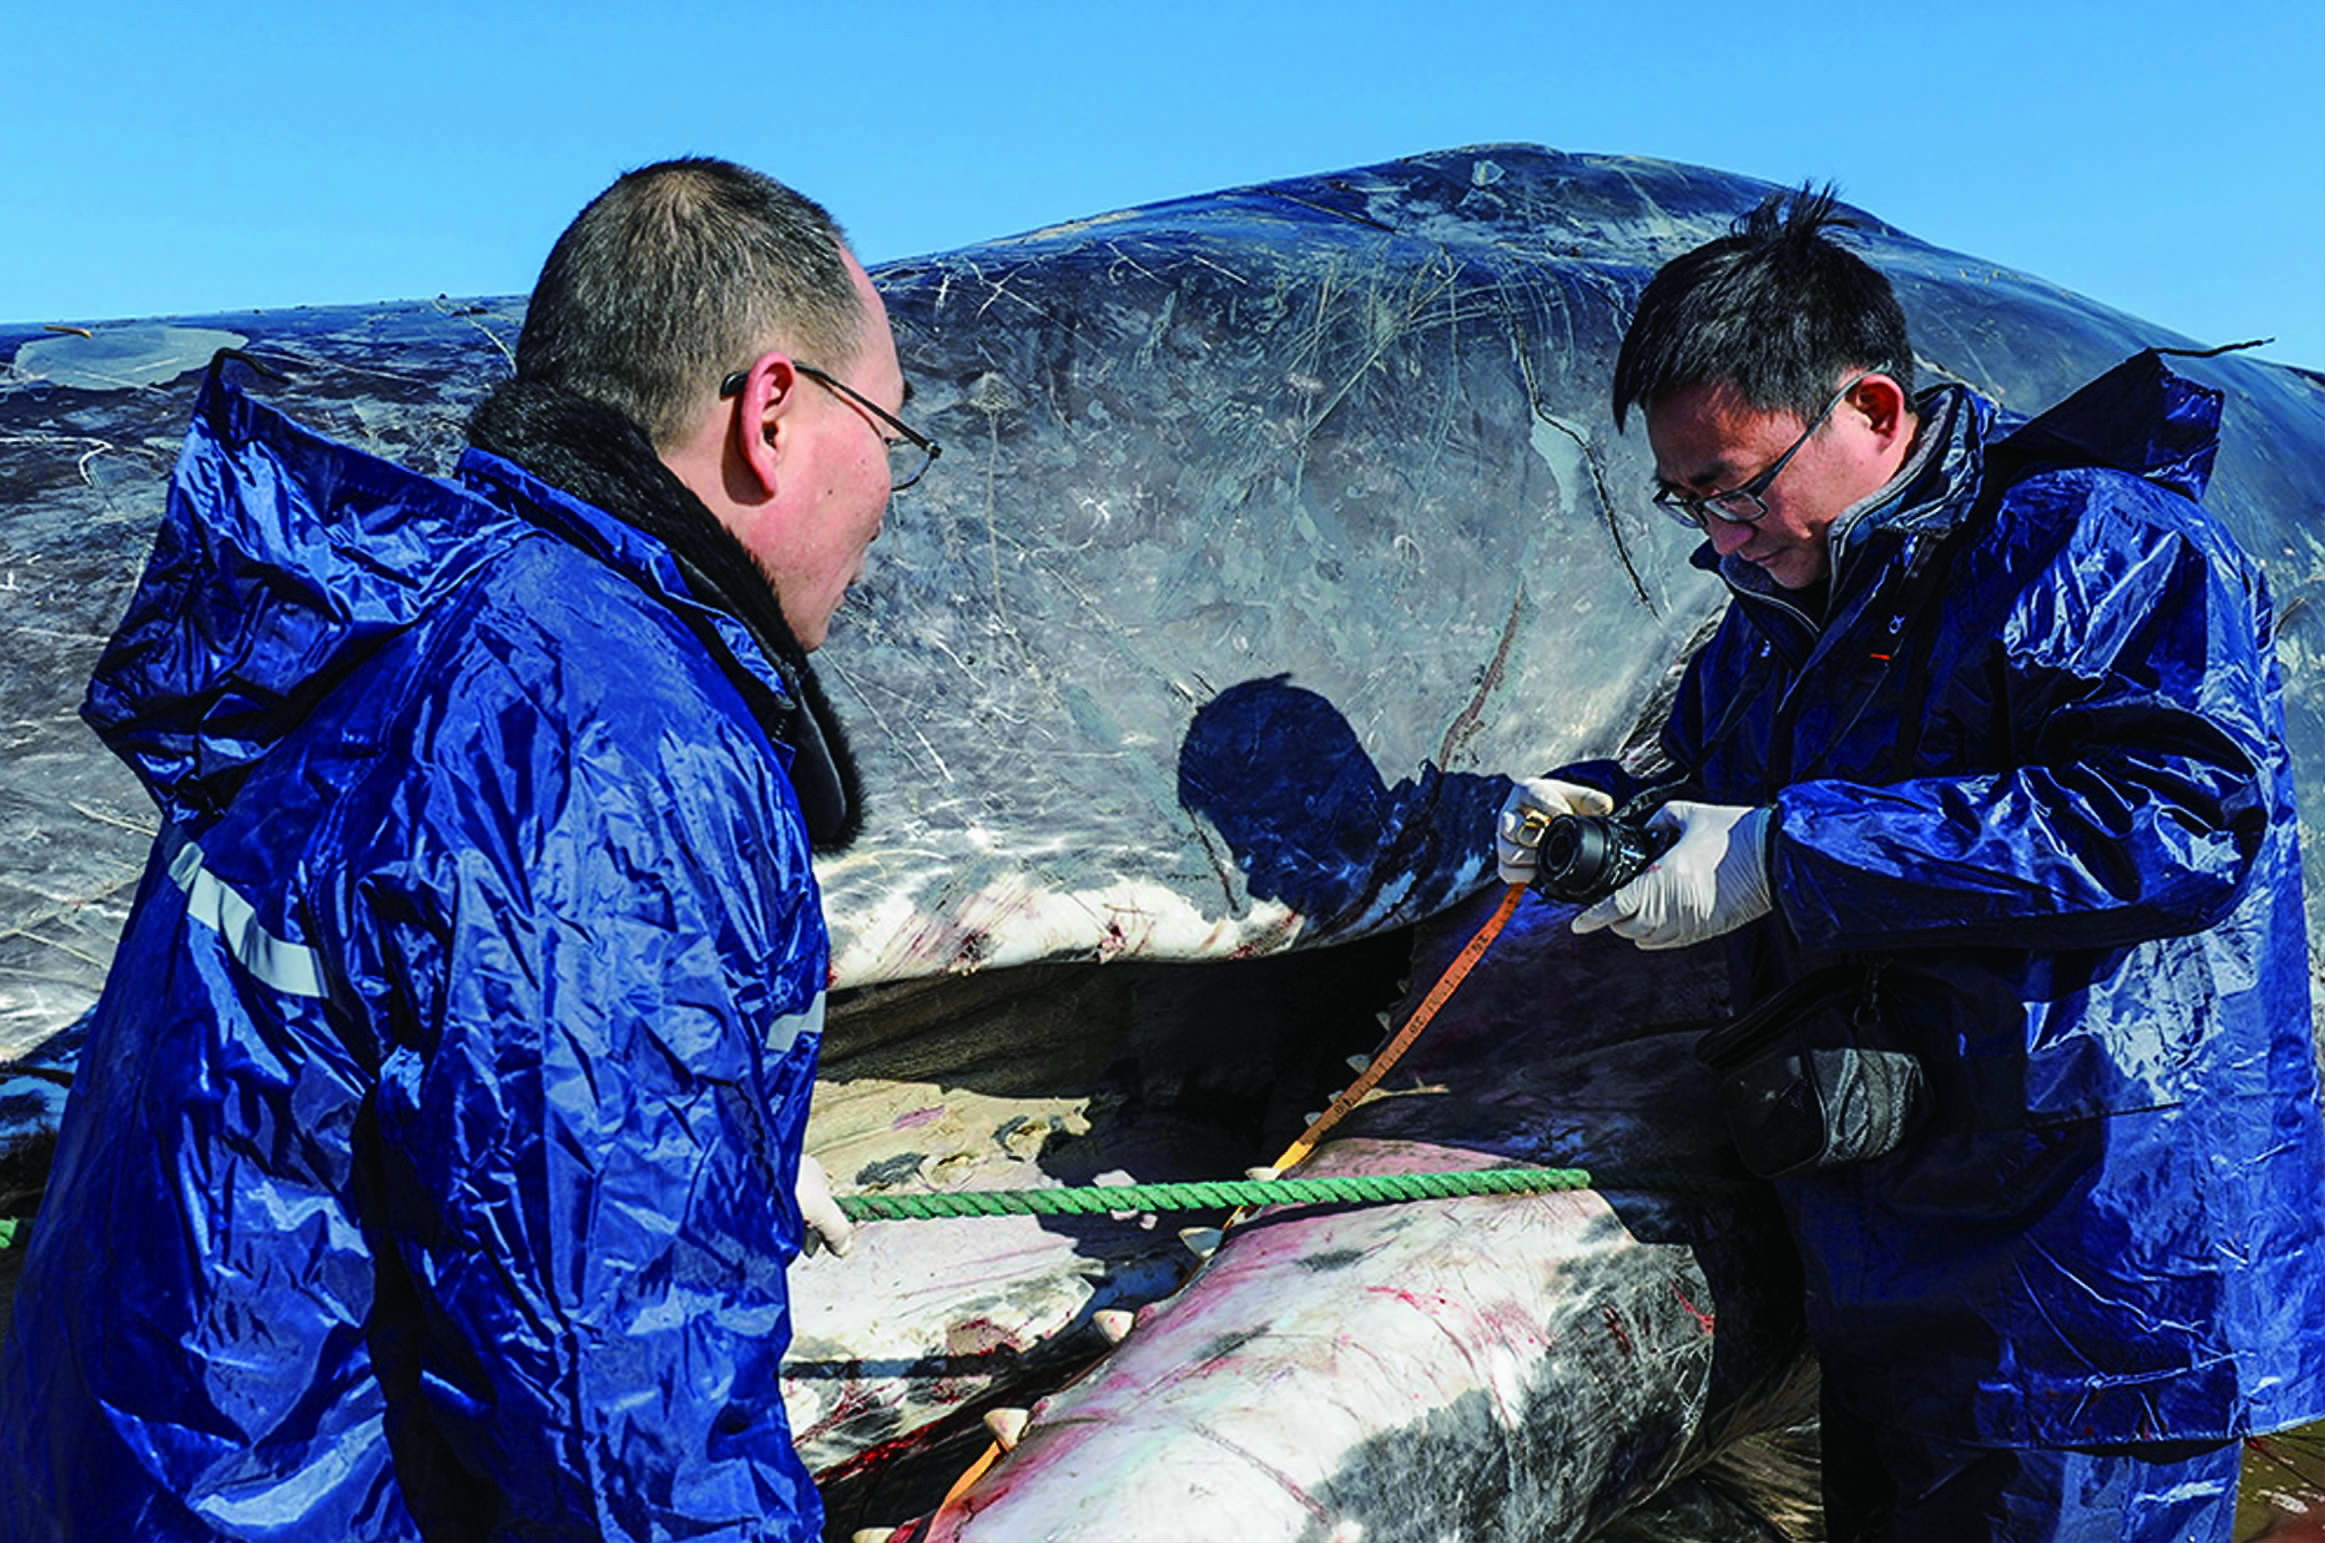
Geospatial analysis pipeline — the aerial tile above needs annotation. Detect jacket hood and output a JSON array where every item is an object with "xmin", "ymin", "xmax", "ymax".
[
  {"xmin": 1982, "ymin": 347, "xmax": 2223, "ymax": 502},
  {"xmin": 83, "ymin": 364, "xmax": 535, "ymax": 826},
  {"xmin": 82, "ymin": 360, "xmax": 817, "ymax": 832},
  {"xmin": 1862, "ymin": 349, "xmax": 2226, "ymax": 549}
]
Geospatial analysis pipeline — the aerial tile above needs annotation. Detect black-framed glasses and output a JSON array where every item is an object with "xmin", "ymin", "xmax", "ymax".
[
  {"xmin": 720, "ymin": 362, "xmax": 943, "ymax": 491},
  {"xmin": 1651, "ymin": 372, "xmax": 1869, "ymax": 529}
]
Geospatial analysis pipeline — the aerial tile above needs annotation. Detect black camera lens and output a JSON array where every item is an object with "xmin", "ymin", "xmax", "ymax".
[
  {"xmin": 1531, "ymin": 811, "xmax": 1678, "ymax": 905},
  {"xmin": 1539, "ymin": 817, "xmax": 1614, "ymax": 889}
]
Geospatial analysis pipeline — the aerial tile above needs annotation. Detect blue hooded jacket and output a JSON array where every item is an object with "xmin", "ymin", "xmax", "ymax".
[
  {"xmin": 1581, "ymin": 354, "xmax": 2325, "ymax": 1448},
  {"xmin": 0, "ymin": 370, "xmax": 829, "ymax": 1538}
]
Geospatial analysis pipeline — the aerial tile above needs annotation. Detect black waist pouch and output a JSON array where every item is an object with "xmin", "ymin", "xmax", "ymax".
[{"xmin": 1694, "ymin": 962, "xmax": 1926, "ymax": 1179}]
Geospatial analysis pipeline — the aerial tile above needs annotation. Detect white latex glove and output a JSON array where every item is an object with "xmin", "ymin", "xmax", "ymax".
[
  {"xmin": 796, "ymin": 1153, "xmax": 855, "ymax": 1258},
  {"xmin": 1572, "ymin": 800, "xmax": 1773, "ymax": 950},
  {"xmin": 1495, "ymin": 777, "xmax": 1617, "ymax": 884}
]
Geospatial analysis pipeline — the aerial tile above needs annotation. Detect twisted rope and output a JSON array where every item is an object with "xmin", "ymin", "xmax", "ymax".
[
  {"xmin": 839, "ymin": 1166, "xmax": 1589, "ymax": 1220},
  {"xmin": 840, "ymin": 1164, "xmax": 1735, "ymax": 1222}
]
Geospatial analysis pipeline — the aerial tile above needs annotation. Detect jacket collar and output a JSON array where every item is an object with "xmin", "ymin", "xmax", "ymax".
[
  {"xmin": 463, "ymin": 379, "xmax": 863, "ymax": 851},
  {"xmin": 1698, "ymin": 383, "xmax": 1992, "ymax": 634}
]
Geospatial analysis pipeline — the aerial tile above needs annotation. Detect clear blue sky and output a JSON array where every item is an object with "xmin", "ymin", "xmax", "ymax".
[{"xmin": 6, "ymin": 2, "xmax": 2320, "ymax": 371}]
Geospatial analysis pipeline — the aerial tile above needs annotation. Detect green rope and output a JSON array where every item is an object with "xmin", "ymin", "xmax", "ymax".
[
  {"xmin": 0, "ymin": 1170, "xmax": 1727, "ymax": 1254},
  {"xmin": 835, "ymin": 1165, "xmax": 1730, "ymax": 1221},
  {"xmin": 0, "ymin": 1170, "xmax": 1733, "ymax": 1252}
]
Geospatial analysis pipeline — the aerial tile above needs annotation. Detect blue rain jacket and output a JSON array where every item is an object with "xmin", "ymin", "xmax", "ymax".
[
  {"xmin": 0, "ymin": 371, "xmax": 829, "ymax": 1538},
  {"xmin": 1574, "ymin": 354, "xmax": 2325, "ymax": 1448}
]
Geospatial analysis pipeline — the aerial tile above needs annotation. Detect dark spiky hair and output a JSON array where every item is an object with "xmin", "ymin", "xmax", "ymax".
[
  {"xmin": 513, "ymin": 158, "xmax": 863, "ymax": 448},
  {"xmin": 1610, "ymin": 184, "xmax": 1913, "ymax": 430}
]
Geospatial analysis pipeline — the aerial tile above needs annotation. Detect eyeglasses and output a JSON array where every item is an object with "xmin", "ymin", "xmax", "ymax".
[
  {"xmin": 1651, "ymin": 373, "xmax": 1869, "ymax": 529},
  {"xmin": 720, "ymin": 362, "xmax": 943, "ymax": 491}
]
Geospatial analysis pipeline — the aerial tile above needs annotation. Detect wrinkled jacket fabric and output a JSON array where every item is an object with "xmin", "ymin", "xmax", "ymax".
[
  {"xmin": 0, "ymin": 373, "xmax": 829, "ymax": 1538},
  {"xmin": 1576, "ymin": 356, "xmax": 2325, "ymax": 1447}
]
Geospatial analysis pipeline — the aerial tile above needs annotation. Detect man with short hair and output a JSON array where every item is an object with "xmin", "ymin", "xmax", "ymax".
[
  {"xmin": 1498, "ymin": 188, "xmax": 2325, "ymax": 1541},
  {"xmin": 0, "ymin": 158, "xmax": 931, "ymax": 1540}
]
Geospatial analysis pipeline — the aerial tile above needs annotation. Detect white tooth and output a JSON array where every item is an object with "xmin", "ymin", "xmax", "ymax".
[
  {"xmin": 1346, "ymin": 1053, "xmax": 1372, "ymax": 1073},
  {"xmin": 1303, "ymin": 1111, "xmax": 1324, "ymax": 1126},
  {"xmin": 984, "ymin": 1406, "xmax": 1030, "ymax": 1450},
  {"xmin": 1179, "ymin": 1226, "xmax": 1223, "ymax": 1259},
  {"xmin": 1093, "ymin": 1308, "xmax": 1134, "ymax": 1343},
  {"xmin": 1375, "ymin": 1010, "xmax": 1395, "ymax": 1029},
  {"xmin": 851, "ymin": 1531, "xmax": 897, "ymax": 1543},
  {"xmin": 1244, "ymin": 1165, "xmax": 1280, "ymax": 1182}
]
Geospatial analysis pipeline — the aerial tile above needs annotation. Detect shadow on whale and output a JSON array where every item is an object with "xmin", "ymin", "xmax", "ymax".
[{"xmin": 3, "ymin": 144, "xmax": 2321, "ymax": 1538}]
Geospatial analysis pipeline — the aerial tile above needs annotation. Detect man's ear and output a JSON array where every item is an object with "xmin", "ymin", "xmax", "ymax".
[
  {"xmin": 1848, "ymin": 373, "xmax": 1914, "ymax": 446},
  {"xmin": 730, "ymin": 351, "xmax": 801, "ymax": 498}
]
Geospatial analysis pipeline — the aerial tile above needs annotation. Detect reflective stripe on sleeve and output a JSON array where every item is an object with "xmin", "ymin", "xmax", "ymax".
[
  {"xmin": 768, "ymin": 991, "xmax": 824, "ymax": 1057},
  {"xmin": 168, "ymin": 839, "xmax": 326, "ymax": 999}
]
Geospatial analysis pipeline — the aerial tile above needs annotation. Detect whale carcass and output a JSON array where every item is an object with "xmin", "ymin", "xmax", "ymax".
[{"xmin": 3, "ymin": 145, "xmax": 2322, "ymax": 1539}]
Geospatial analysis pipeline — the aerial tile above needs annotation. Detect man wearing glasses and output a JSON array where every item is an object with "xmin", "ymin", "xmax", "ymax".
[
  {"xmin": 0, "ymin": 160, "xmax": 935, "ymax": 1540},
  {"xmin": 1497, "ymin": 189, "xmax": 2325, "ymax": 1541}
]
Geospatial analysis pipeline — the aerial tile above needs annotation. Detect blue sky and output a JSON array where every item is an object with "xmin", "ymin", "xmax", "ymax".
[{"xmin": 6, "ymin": 2, "xmax": 2320, "ymax": 370}]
